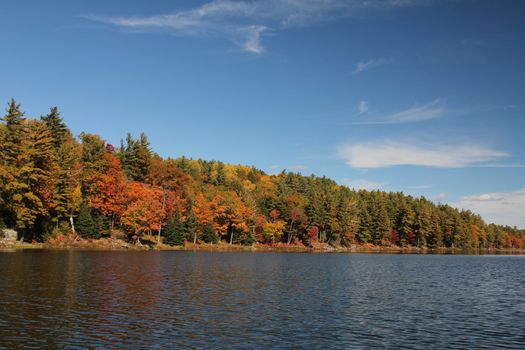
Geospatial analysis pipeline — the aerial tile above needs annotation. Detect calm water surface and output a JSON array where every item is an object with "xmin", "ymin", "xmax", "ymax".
[{"xmin": 0, "ymin": 250, "xmax": 524, "ymax": 349}]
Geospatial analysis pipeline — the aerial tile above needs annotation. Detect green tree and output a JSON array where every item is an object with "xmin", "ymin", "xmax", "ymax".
[
  {"xmin": 357, "ymin": 201, "xmax": 372, "ymax": 243},
  {"xmin": 164, "ymin": 212, "xmax": 186, "ymax": 246},
  {"xmin": 0, "ymin": 99, "xmax": 26, "ymax": 163},
  {"xmin": 93, "ymin": 211, "xmax": 110, "ymax": 238},
  {"xmin": 119, "ymin": 133, "xmax": 152, "ymax": 182},
  {"xmin": 41, "ymin": 106, "xmax": 70, "ymax": 149},
  {"xmin": 214, "ymin": 161, "xmax": 226, "ymax": 186},
  {"xmin": 200, "ymin": 223, "xmax": 218, "ymax": 243},
  {"xmin": 76, "ymin": 203, "xmax": 95, "ymax": 238},
  {"xmin": 185, "ymin": 209, "xmax": 198, "ymax": 244},
  {"xmin": 370, "ymin": 195, "xmax": 391, "ymax": 245}
]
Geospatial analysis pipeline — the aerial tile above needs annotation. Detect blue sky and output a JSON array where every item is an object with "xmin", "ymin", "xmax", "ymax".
[{"xmin": 1, "ymin": 0, "xmax": 524, "ymax": 228}]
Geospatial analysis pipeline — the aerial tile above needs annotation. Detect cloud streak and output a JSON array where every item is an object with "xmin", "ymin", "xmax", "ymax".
[
  {"xmin": 353, "ymin": 99, "xmax": 446, "ymax": 124},
  {"xmin": 452, "ymin": 189, "xmax": 525, "ymax": 228},
  {"xmin": 338, "ymin": 141, "xmax": 508, "ymax": 168},
  {"xmin": 357, "ymin": 100, "xmax": 368, "ymax": 114},
  {"xmin": 85, "ymin": 0, "xmax": 427, "ymax": 53},
  {"xmin": 353, "ymin": 58, "xmax": 392, "ymax": 74}
]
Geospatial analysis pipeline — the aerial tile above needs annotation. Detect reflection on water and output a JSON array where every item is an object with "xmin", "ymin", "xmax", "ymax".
[{"xmin": 0, "ymin": 251, "xmax": 524, "ymax": 349}]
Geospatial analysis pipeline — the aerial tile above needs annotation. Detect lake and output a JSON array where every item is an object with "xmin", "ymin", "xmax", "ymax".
[{"xmin": 0, "ymin": 250, "xmax": 524, "ymax": 349}]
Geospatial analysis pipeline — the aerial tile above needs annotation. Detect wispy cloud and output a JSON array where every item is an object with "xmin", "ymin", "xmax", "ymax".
[
  {"xmin": 435, "ymin": 192, "xmax": 447, "ymax": 201},
  {"xmin": 353, "ymin": 58, "xmax": 392, "ymax": 74},
  {"xmin": 288, "ymin": 164, "xmax": 307, "ymax": 171},
  {"xmin": 341, "ymin": 178, "xmax": 384, "ymax": 191},
  {"xmin": 357, "ymin": 100, "xmax": 368, "ymax": 114},
  {"xmin": 353, "ymin": 99, "xmax": 446, "ymax": 124},
  {"xmin": 84, "ymin": 0, "xmax": 426, "ymax": 54},
  {"xmin": 452, "ymin": 189, "xmax": 525, "ymax": 228},
  {"xmin": 338, "ymin": 140, "xmax": 508, "ymax": 168}
]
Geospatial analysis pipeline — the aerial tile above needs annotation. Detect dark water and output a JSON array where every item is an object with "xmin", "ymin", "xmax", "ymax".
[{"xmin": 0, "ymin": 251, "xmax": 524, "ymax": 349}]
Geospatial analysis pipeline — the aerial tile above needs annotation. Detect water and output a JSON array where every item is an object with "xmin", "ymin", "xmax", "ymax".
[{"xmin": 0, "ymin": 251, "xmax": 524, "ymax": 349}]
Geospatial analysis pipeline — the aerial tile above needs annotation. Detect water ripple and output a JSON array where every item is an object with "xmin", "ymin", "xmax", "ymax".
[{"xmin": 0, "ymin": 251, "xmax": 524, "ymax": 349}]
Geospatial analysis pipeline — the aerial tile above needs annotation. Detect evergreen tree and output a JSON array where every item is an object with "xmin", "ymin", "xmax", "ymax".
[
  {"xmin": 93, "ymin": 211, "xmax": 110, "ymax": 238},
  {"xmin": 357, "ymin": 202, "xmax": 372, "ymax": 243},
  {"xmin": 41, "ymin": 106, "xmax": 70, "ymax": 148},
  {"xmin": 184, "ymin": 210, "xmax": 197, "ymax": 243},
  {"xmin": 80, "ymin": 133, "xmax": 106, "ymax": 166},
  {"xmin": 214, "ymin": 161, "xmax": 226, "ymax": 186},
  {"xmin": 200, "ymin": 223, "xmax": 218, "ymax": 243},
  {"xmin": 233, "ymin": 228, "xmax": 255, "ymax": 246},
  {"xmin": 119, "ymin": 133, "xmax": 152, "ymax": 182},
  {"xmin": 397, "ymin": 201, "xmax": 416, "ymax": 246},
  {"xmin": 0, "ymin": 99, "xmax": 26, "ymax": 164},
  {"xmin": 50, "ymin": 139, "xmax": 81, "ymax": 228},
  {"xmin": 76, "ymin": 203, "xmax": 95, "ymax": 238},
  {"xmin": 370, "ymin": 196, "xmax": 391, "ymax": 245},
  {"xmin": 0, "ymin": 118, "xmax": 55, "ymax": 229},
  {"xmin": 164, "ymin": 212, "xmax": 185, "ymax": 246}
]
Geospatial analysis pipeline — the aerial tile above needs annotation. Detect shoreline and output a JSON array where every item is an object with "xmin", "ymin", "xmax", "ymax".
[{"xmin": 1, "ymin": 240, "xmax": 523, "ymax": 255}]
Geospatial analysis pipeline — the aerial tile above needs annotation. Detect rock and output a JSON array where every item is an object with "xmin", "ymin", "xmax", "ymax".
[{"xmin": 1, "ymin": 229, "xmax": 17, "ymax": 241}]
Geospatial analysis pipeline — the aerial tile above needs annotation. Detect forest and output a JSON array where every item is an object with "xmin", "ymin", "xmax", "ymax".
[{"xmin": 1, "ymin": 99, "xmax": 523, "ymax": 249}]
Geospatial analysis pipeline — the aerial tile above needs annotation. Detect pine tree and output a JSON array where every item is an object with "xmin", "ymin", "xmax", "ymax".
[
  {"xmin": 397, "ymin": 201, "xmax": 416, "ymax": 246},
  {"xmin": 50, "ymin": 140, "xmax": 81, "ymax": 228},
  {"xmin": 164, "ymin": 212, "xmax": 185, "ymax": 246},
  {"xmin": 184, "ymin": 210, "xmax": 197, "ymax": 243},
  {"xmin": 200, "ymin": 223, "xmax": 218, "ymax": 244},
  {"xmin": 0, "ymin": 118, "xmax": 55, "ymax": 229},
  {"xmin": 119, "ymin": 133, "xmax": 152, "ymax": 182},
  {"xmin": 214, "ymin": 161, "xmax": 226, "ymax": 186},
  {"xmin": 41, "ymin": 106, "xmax": 70, "ymax": 149},
  {"xmin": 0, "ymin": 99, "xmax": 26, "ymax": 164},
  {"xmin": 76, "ymin": 203, "xmax": 95, "ymax": 238},
  {"xmin": 357, "ymin": 202, "xmax": 372, "ymax": 243},
  {"xmin": 93, "ymin": 211, "xmax": 110, "ymax": 238},
  {"xmin": 371, "ymin": 196, "xmax": 391, "ymax": 245}
]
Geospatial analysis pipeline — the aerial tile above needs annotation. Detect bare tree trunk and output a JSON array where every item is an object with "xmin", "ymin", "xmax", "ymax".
[
  {"xmin": 287, "ymin": 221, "xmax": 295, "ymax": 244},
  {"xmin": 230, "ymin": 228, "xmax": 234, "ymax": 244},
  {"xmin": 193, "ymin": 230, "xmax": 197, "ymax": 244},
  {"xmin": 70, "ymin": 216, "xmax": 75, "ymax": 234}
]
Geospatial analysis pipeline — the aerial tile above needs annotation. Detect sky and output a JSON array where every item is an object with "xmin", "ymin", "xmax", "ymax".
[{"xmin": 0, "ymin": 0, "xmax": 524, "ymax": 228}]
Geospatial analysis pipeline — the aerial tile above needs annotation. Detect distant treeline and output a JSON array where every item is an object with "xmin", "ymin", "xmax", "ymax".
[{"xmin": 0, "ymin": 99, "xmax": 523, "ymax": 249}]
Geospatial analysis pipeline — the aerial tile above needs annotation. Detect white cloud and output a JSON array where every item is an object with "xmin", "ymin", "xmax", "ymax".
[
  {"xmin": 452, "ymin": 189, "xmax": 525, "ymax": 228},
  {"xmin": 358, "ymin": 100, "xmax": 368, "ymax": 114},
  {"xmin": 237, "ymin": 25, "xmax": 267, "ymax": 53},
  {"xmin": 353, "ymin": 58, "xmax": 392, "ymax": 74},
  {"xmin": 435, "ymin": 192, "xmax": 447, "ymax": 201},
  {"xmin": 354, "ymin": 99, "xmax": 446, "ymax": 124},
  {"xmin": 379, "ymin": 99, "xmax": 445, "ymax": 123},
  {"xmin": 341, "ymin": 178, "xmax": 384, "ymax": 191},
  {"xmin": 338, "ymin": 141, "xmax": 508, "ymax": 168},
  {"xmin": 85, "ymin": 0, "xmax": 426, "ymax": 54},
  {"xmin": 288, "ymin": 164, "xmax": 307, "ymax": 171}
]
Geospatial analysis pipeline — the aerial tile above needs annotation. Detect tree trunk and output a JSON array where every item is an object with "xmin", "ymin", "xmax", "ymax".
[
  {"xmin": 193, "ymin": 230, "xmax": 197, "ymax": 244},
  {"xmin": 287, "ymin": 221, "xmax": 294, "ymax": 244},
  {"xmin": 69, "ymin": 215, "xmax": 75, "ymax": 234}
]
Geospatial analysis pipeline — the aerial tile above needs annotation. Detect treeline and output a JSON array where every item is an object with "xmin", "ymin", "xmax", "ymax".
[{"xmin": 0, "ymin": 99, "xmax": 523, "ymax": 249}]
